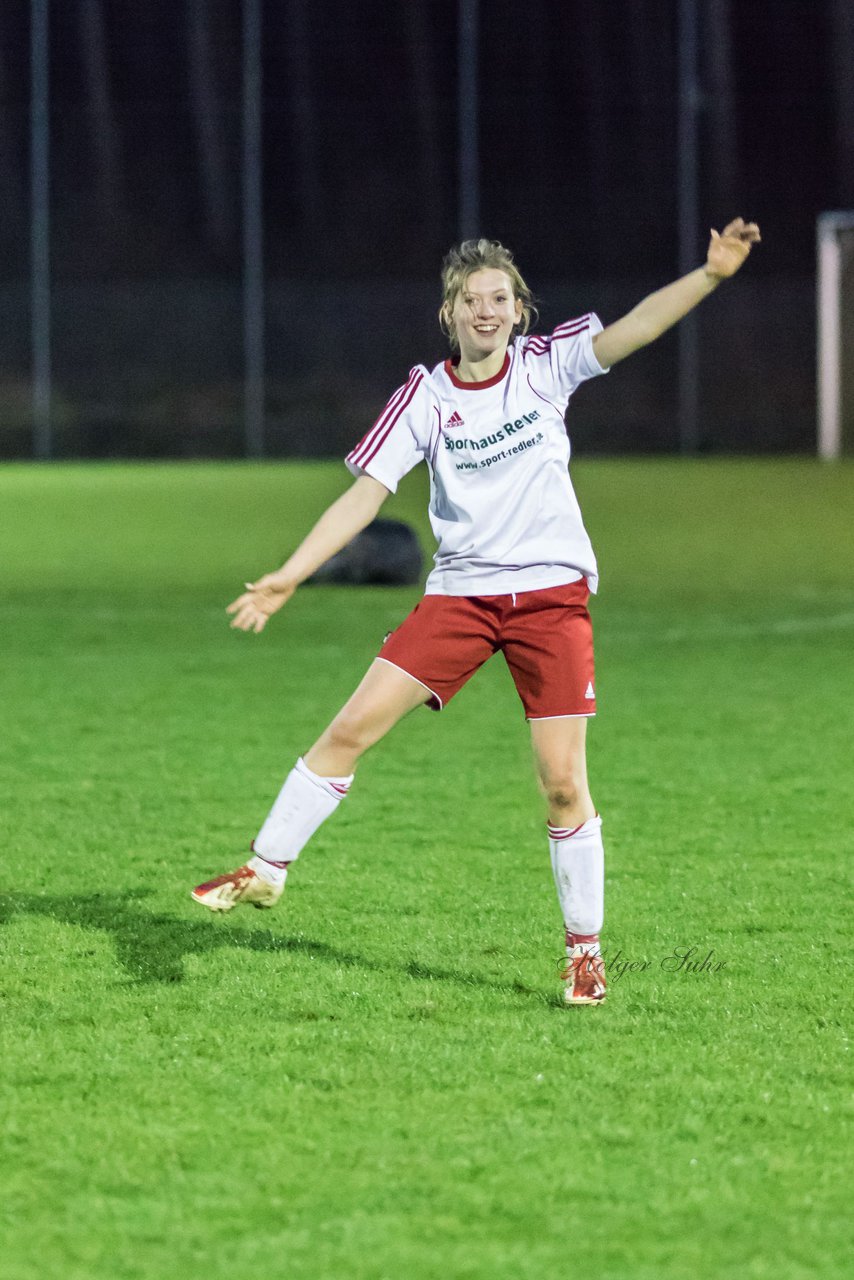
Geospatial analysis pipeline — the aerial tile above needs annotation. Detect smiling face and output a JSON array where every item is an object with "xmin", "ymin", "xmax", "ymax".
[{"xmin": 446, "ymin": 268, "xmax": 524, "ymax": 363}]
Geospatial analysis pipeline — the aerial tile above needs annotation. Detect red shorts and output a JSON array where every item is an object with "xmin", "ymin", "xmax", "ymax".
[{"xmin": 378, "ymin": 580, "xmax": 596, "ymax": 719}]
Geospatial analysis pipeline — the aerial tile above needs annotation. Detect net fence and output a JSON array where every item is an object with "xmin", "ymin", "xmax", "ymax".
[{"xmin": 1, "ymin": 1, "xmax": 851, "ymax": 458}]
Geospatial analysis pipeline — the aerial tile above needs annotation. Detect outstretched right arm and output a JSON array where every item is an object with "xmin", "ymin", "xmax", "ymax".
[{"xmin": 226, "ymin": 473, "xmax": 390, "ymax": 633}]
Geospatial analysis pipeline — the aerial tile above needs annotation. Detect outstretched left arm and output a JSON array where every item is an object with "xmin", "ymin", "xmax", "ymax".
[{"xmin": 591, "ymin": 218, "xmax": 761, "ymax": 370}]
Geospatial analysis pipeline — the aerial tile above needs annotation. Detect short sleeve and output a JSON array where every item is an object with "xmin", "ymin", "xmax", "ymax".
[
  {"xmin": 521, "ymin": 313, "xmax": 608, "ymax": 405},
  {"xmin": 345, "ymin": 367, "xmax": 429, "ymax": 494}
]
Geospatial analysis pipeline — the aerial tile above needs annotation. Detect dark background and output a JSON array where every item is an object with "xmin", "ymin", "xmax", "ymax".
[{"xmin": 1, "ymin": 0, "xmax": 852, "ymax": 457}]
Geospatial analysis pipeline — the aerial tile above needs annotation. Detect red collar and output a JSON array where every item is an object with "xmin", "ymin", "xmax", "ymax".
[{"xmin": 444, "ymin": 351, "xmax": 510, "ymax": 390}]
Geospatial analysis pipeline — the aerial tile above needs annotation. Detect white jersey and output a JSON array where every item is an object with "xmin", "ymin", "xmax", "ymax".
[{"xmin": 345, "ymin": 314, "xmax": 608, "ymax": 596}]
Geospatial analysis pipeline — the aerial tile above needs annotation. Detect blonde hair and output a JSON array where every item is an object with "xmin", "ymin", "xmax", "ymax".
[{"xmin": 439, "ymin": 239, "xmax": 537, "ymax": 351}]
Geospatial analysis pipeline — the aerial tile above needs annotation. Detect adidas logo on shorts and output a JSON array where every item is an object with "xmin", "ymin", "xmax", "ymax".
[{"xmin": 585, "ymin": 681, "xmax": 595, "ymax": 699}]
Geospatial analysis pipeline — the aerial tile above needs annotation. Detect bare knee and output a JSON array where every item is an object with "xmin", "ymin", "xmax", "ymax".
[
  {"xmin": 538, "ymin": 757, "xmax": 591, "ymax": 815},
  {"xmin": 543, "ymin": 778, "xmax": 582, "ymax": 812},
  {"xmin": 531, "ymin": 717, "xmax": 594, "ymax": 822},
  {"xmin": 323, "ymin": 707, "xmax": 375, "ymax": 757},
  {"xmin": 307, "ymin": 663, "xmax": 427, "ymax": 776},
  {"xmin": 542, "ymin": 771, "xmax": 595, "ymax": 825}
]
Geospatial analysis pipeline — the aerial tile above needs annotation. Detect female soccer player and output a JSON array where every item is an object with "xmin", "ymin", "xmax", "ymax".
[{"xmin": 191, "ymin": 219, "xmax": 760, "ymax": 1004}]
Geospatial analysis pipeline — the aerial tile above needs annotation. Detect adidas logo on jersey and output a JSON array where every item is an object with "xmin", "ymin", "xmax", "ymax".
[{"xmin": 445, "ymin": 411, "xmax": 465, "ymax": 429}]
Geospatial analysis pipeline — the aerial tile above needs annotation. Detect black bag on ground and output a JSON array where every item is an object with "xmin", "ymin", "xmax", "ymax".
[{"xmin": 306, "ymin": 518, "xmax": 423, "ymax": 586}]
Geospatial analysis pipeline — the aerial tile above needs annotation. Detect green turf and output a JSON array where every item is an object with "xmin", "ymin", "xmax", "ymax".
[{"xmin": 0, "ymin": 459, "xmax": 851, "ymax": 1280}]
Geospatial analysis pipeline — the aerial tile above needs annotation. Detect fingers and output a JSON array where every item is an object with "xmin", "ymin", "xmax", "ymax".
[
  {"xmin": 226, "ymin": 582, "xmax": 282, "ymax": 632},
  {"xmin": 720, "ymin": 217, "xmax": 761, "ymax": 242},
  {"xmin": 225, "ymin": 574, "xmax": 293, "ymax": 634},
  {"xmin": 226, "ymin": 592, "xmax": 252, "ymax": 615},
  {"xmin": 226, "ymin": 583, "xmax": 275, "ymax": 614},
  {"xmin": 228, "ymin": 603, "xmax": 256, "ymax": 630},
  {"xmin": 229, "ymin": 602, "xmax": 267, "ymax": 633}
]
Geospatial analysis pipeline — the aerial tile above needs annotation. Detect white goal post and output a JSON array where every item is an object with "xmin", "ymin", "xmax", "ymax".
[{"xmin": 817, "ymin": 211, "xmax": 854, "ymax": 459}]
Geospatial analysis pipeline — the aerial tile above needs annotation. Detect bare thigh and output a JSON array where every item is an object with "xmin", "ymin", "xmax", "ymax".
[
  {"xmin": 304, "ymin": 658, "xmax": 431, "ymax": 776},
  {"xmin": 529, "ymin": 716, "xmax": 595, "ymax": 826}
]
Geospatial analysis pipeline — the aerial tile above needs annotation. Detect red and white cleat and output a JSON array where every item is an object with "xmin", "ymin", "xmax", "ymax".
[
  {"xmin": 191, "ymin": 863, "xmax": 283, "ymax": 912},
  {"xmin": 561, "ymin": 945, "xmax": 607, "ymax": 1005}
]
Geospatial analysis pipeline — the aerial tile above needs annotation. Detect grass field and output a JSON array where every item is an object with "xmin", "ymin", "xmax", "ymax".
[{"xmin": 0, "ymin": 458, "xmax": 852, "ymax": 1280}]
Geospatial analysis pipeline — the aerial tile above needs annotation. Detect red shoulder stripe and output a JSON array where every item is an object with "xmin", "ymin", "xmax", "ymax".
[
  {"xmin": 525, "ymin": 317, "xmax": 591, "ymax": 357},
  {"xmin": 349, "ymin": 371, "xmax": 424, "ymax": 470},
  {"xmin": 347, "ymin": 369, "xmax": 420, "ymax": 467}
]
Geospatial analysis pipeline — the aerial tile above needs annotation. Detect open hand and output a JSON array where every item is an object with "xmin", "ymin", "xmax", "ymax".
[
  {"xmin": 226, "ymin": 572, "xmax": 296, "ymax": 633},
  {"xmin": 706, "ymin": 217, "xmax": 761, "ymax": 280}
]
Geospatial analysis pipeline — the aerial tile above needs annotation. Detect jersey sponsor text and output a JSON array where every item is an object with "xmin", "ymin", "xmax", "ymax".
[{"xmin": 344, "ymin": 316, "xmax": 608, "ymax": 595}]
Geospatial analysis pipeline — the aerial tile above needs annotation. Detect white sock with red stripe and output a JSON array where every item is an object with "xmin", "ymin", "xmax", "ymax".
[
  {"xmin": 249, "ymin": 757, "xmax": 353, "ymax": 885},
  {"xmin": 547, "ymin": 815, "xmax": 604, "ymax": 953}
]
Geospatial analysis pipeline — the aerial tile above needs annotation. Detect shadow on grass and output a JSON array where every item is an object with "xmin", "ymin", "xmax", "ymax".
[{"xmin": 0, "ymin": 891, "xmax": 559, "ymax": 1005}]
